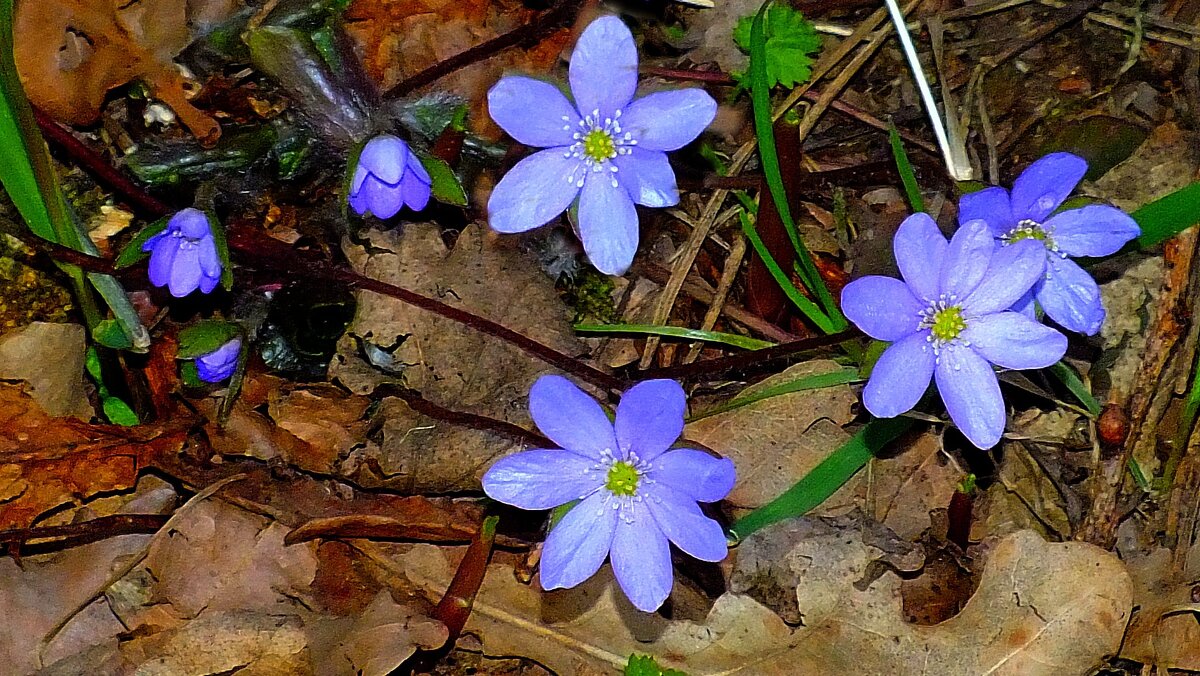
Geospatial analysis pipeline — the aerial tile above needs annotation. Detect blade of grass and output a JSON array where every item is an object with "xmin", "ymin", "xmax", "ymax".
[
  {"xmin": 729, "ymin": 415, "xmax": 912, "ymax": 541},
  {"xmin": 748, "ymin": 1, "xmax": 845, "ymax": 330},
  {"xmin": 888, "ymin": 125, "xmax": 924, "ymax": 213},
  {"xmin": 740, "ymin": 211, "xmax": 838, "ymax": 334},
  {"xmin": 1132, "ymin": 180, "xmax": 1200, "ymax": 250},
  {"xmin": 574, "ymin": 324, "xmax": 775, "ymax": 351},
  {"xmin": 1047, "ymin": 361, "xmax": 1100, "ymax": 417},
  {"xmin": 689, "ymin": 367, "xmax": 860, "ymax": 421}
]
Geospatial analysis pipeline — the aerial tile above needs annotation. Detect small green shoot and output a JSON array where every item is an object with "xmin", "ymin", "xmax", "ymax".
[
  {"xmin": 888, "ymin": 126, "xmax": 925, "ymax": 213},
  {"xmin": 625, "ymin": 654, "xmax": 687, "ymax": 676}
]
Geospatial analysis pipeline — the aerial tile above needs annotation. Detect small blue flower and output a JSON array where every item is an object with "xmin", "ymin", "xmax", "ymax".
[
  {"xmin": 142, "ymin": 208, "xmax": 222, "ymax": 297},
  {"xmin": 841, "ymin": 214, "xmax": 1068, "ymax": 449},
  {"xmin": 958, "ymin": 152, "xmax": 1141, "ymax": 335},
  {"xmin": 486, "ymin": 15, "xmax": 718, "ymax": 275},
  {"xmin": 196, "ymin": 337, "xmax": 241, "ymax": 383},
  {"xmin": 349, "ymin": 135, "xmax": 432, "ymax": 219},
  {"xmin": 483, "ymin": 375, "xmax": 735, "ymax": 612}
]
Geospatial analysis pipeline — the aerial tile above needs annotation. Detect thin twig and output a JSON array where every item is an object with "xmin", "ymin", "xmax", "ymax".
[
  {"xmin": 641, "ymin": 329, "xmax": 860, "ymax": 382},
  {"xmin": 373, "ymin": 384, "xmax": 551, "ymax": 449},
  {"xmin": 684, "ymin": 230, "xmax": 747, "ymax": 364},
  {"xmin": 0, "ymin": 514, "xmax": 169, "ymax": 555}
]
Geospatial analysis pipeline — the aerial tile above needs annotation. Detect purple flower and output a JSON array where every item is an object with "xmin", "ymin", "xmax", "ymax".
[
  {"xmin": 958, "ymin": 152, "xmax": 1140, "ymax": 335},
  {"xmin": 483, "ymin": 375, "xmax": 735, "ymax": 612},
  {"xmin": 195, "ymin": 337, "xmax": 241, "ymax": 383},
  {"xmin": 349, "ymin": 134, "xmax": 432, "ymax": 219},
  {"xmin": 841, "ymin": 214, "xmax": 1068, "ymax": 449},
  {"xmin": 486, "ymin": 16, "xmax": 717, "ymax": 275},
  {"xmin": 142, "ymin": 208, "xmax": 222, "ymax": 297}
]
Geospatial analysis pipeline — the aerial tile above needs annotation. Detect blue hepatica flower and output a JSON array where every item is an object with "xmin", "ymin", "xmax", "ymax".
[
  {"xmin": 486, "ymin": 15, "xmax": 718, "ymax": 275},
  {"xmin": 958, "ymin": 152, "xmax": 1140, "ymax": 335},
  {"xmin": 349, "ymin": 134, "xmax": 432, "ymax": 219},
  {"xmin": 195, "ymin": 337, "xmax": 241, "ymax": 383},
  {"xmin": 841, "ymin": 214, "xmax": 1068, "ymax": 449},
  {"xmin": 482, "ymin": 375, "xmax": 735, "ymax": 612},
  {"xmin": 142, "ymin": 208, "xmax": 222, "ymax": 297}
]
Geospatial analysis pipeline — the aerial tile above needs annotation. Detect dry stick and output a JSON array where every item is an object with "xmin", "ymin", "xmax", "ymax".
[
  {"xmin": 0, "ymin": 514, "xmax": 169, "ymax": 552},
  {"xmin": 374, "ymin": 384, "xmax": 552, "ymax": 449},
  {"xmin": 684, "ymin": 230, "xmax": 747, "ymax": 364},
  {"xmin": 642, "ymin": 329, "xmax": 860, "ymax": 382},
  {"xmin": 637, "ymin": 5, "xmax": 896, "ymax": 369}
]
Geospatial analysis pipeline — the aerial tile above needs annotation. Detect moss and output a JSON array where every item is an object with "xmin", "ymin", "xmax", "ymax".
[{"xmin": 561, "ymin": 267, "xmax": 618, "ymax": 325}]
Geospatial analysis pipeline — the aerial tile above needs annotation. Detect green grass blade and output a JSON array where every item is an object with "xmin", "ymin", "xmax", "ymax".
[
  {"xmin": 748, "ymin": 1, "xmax": 845, "ymax": 330},
  {"xmin": 729, "ymin": 416, "xmax": 912, "ymax": 541},
  {"xmin": 574, "ymin": 324, "xmax": 775, "ymax": 351},
  {"xmin": 740, "ymin": 211, "xmax": 837, "ymax": 334},
  {"xmin": 1133, "ymin": 180, "xmax": 1200, "ymax": 250},
  {"xmin": 689, "ymin": 367, "xmax": 860, "ymax": 420},
  {"xmin": 1047, "ymin": 361, "xmax": 1100, "ymax": 417},
  {"xmin": 888, "ymin": 125, "xmax": 924, "ymax": 213}
]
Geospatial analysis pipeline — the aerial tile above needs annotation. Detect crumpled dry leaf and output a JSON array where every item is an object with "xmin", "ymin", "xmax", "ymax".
[
  {"xmin": 118, "ymin": 611, "xmax": 311, "ymax": 675},
  {"xmin": 400, "ymin": 526, "xmax": 1131, "ymax": 675},
  {"xmin": 330, "ymin": 222, "xmax": 582, "ymax": 493},
  {"xmin": 1118, "ymin": 543, "xmax": 1200, "ymax": 669},
  {"xmin": 307, "ymin": 591, "xmax": 448, "ymax": 676},
  {"xmin": 0, "ymin": 383, "xmax": 183, "ymax": 530},
  {"xmin": 0, "ymin": 322, "xmax": 92, "ymax": 420},
  {"xmin": 684, "ymin": 360, "xmax": 857, "ymax": 509},
  {"xmin": 14, "ymin": 0, "xmax": 239, "ymax": 141}
]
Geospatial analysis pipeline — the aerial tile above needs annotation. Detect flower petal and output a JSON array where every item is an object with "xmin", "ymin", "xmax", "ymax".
[
  {"xmin": 1010, "ymin": 152, "xmax": 1088, "ymax": 222},
  {"xmin": 358, "ymin": 135, "xmax": 408, "ymax": 186},
  {"xmin": 147, "ymin": 240, "xmax": 178, "ymax": 288},
  {"xmin": 958, "ymin": 186, "xmax": 1014, "ymax": 236},
  {"xmin": 939, "ymin": 219, "xmax": 994, "ymax": 299},
  {"xmin": 482, "ymin": 450, "xmax": 602, "ymax": 510},
  {"xmin": 893, "ymin": 212, "xmax": 948, "ymax": 302},
  {"xmin": 488, "ymin": 76, "xmax": 580, "ymax": 147},
  {"xmin": 936, "ymin": 346, "xmax": 1004, "ymax": 449},
  {"xmin": 199, "ymin": 273, "xmax": 220, "ymax": 294},
  {"xmin": 569, "ymin": 16, "xmax": 639, "ymax": 117},
  {"xmin": 863, "ymin": 332, "xmax": 935, "ymax": 418},
  {"xmin": 1044, "ymin": 205, "xmax": 1140, "ymax": 257},
  {"xmin": 841, "ymin": 276, "xmax": 923, "ymax": 341},
  {"xmin": 407, "ymin": 154, "xmax": 432, "ymax": 184},
  {"xmin": 649, "ymin": 449, "xmax": 735, "ymax": 503},
  {"xmin": 401, "ymin": 169, "xmax": 431, "ymax": 211},
  {"xmin": 613, "ymin": 149, "xmax": 678, "ymax": 208},
  {"xmin": 359, "ymin": 175, "xmax": 405, "ymax": 220},
  {"xmin": 614, "ymin": 379, "xmax": 686, "ymax": 461},
  {"xmin": 197, "ymin": 237, "xmax": 221, "ymax": 279},
  {"xmin": 645, "ymin": 484, "xmax": 728, "ymax": 562},
  {"xmin": 579, "ymin": 170, "xmax": 639, "ymax": 275},
  {"xmin": 540, "ymin": 491, "xmax": 617, "ymax": 590},
  {"xmin": 1011, "ymin": 288, "xmax": 1037, "ymax": 319},
  {"xmin": 487, "ymin": 149, "xmax": 581, "ymax": 234},
  {"xmin": 174, "ymin": 208, "xmax": 211, "ymax": 239},
  {"xmin": 1037, "ymin": 257, "xmax": 1105, "ymax": 335},
  {"xmin": 529, "ymin": 375, "xmax": 617, "ymax": 460},
  {"xmin": 350, "ymin": 163, "xmax": 371, "ymax": 195},
  {"xmin": 167, "ymin": 246, "xmax": 201, "ymax": 297},
  {"xmin": 960, "ymin": 311, "xmax": 1066, "ymax": 370},
  {"xmin": 609, "ymin": 500, "xmax": 672, "ymax": 612},
  {"xmin": 619, "ymin": 89, "xmax": 717, "ymax": 151},
  {"xmin": 961, "ymin": 239, "xmax": 1046, "ymax": 316}
]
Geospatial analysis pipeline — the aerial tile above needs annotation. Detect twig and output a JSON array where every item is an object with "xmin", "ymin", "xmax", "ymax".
[
  {"xmin": 0, "ymin": 514, "xmax": 169, "ymax": 556},
  {"xmin": 373, "ymin": 384, "xmax": 552, "ymax": 449},
  {"xmin": 383, "ymin": 0, "xmax": 580, "ymax": 99},
  {"xmin": 684, "ymin": 230, "xmax": 747, "ymax": 364},
  {"xmin": 640, "ymin": 329, "xmax": 860, "ymax": 382}
]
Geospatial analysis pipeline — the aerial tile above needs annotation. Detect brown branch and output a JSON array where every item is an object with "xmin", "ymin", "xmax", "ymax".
[
  {"xmin": 373, "ymin": 383, "xmax": 552, "ymax": 449},
  {"xmin": 383, "ymin": 0, "xmax": 581, "ymax": 99},
  {"xmin": 1, "ymin": 514, "xmax": 169, "ymax": 557},
  {"xmin": 639, "ymin": 329, "xmax": 861, "ymax": 382}
]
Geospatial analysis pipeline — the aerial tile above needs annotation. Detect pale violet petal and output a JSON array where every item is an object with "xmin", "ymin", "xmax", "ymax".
[
  {"xmin": 619, "ymin": 89, "xmax": 717, "ymax": 151},
  {"xmin": 1036, "ymin": 257, "xmax": 1105, "ymax": 335},
  {"xmin": 167, "ymin": 246, "xmax": 201, "ymax": 297},
  {"xmin": 358, "ymin": 135, "xmax": 408, "ymax": 186},
  {"xmin": 863, "ymin": 332, "xmax": 935, "ymax": 418},
  {"xmin": 569, "ymin": 16, "xmax": 638, "ymax": 117},
  {"xmin": 960, "ymin": 311, "xmax": 1067, "ymax": 369},
  {"xmin": 645, "ymin": 484, "xmax": 728, "ymax": 562},
  {"xmin": 841, "ymin": 276, "xmax": 923, "ymax": 341},
  {"xmin": 1044, "ymin": 205, "xmax": 1140, "ymax": 257},
  {"xmin": 488, "ymin": 149, "xmax": 581, "ymax": 234},
  {"xmin": 935, "ymin": 346, "xmax": 1004, "ymax": 449},
  {"xmin": 648, "ymin": 449, "xmax": 735, "ymax": 503},
  {"xmin": 958, "ymin": 186, "xmax": 1014, "ymax": 236},
  {"xmin": 893, "ymin": 212, "xmax": 947, "ymax": 303},
  {"xmin": 614, "ymin": 379, "xmax": 686, "ymax": 461},
  {"xmin": 578, "ymin": 169, "xmax": 639, "ymax": 275},
  {"xmin": 540, "ymin": 491, "xmax": 617, "ymax": 590},
  {"xmin": 613, "ymin": 149, "xmax": 678, "ymax": 208},
  {"xmin": 529, "ymin": 375, "xmax": 617, "ymax": 460},
  {"xmin": 961, "ymin": 239, "xmax": 1046, "ymax": 316},
  {"xmin": 1010, "ymin": 152, "xmax": 1087, "ymax": 222},
  {"xmin": 488, "ymin": 76, "xmax": 580, "ymax": 148},
  {"xmin": 609, "ymin": 500, "xmax": 672, "ymax": 612},
  {"xmin": 482, "ymin": 450, "xmax": 602, "ymax": 509},
  {"xmin": 939, "ymin": 219, "xmax": 994, "ymax": 300}
]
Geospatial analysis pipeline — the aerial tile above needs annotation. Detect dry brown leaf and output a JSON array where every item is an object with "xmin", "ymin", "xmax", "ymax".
[
  {"xmin": 308, "ymin": 591, "xmax": 448, "ymax": 676},
  {"xmin": 14, "ymin": 0, "xmax": 239, "ymax": 141},
  {"xmin": 684, "ymin": 360, "xmax": 857, "ymax": 509},
  {"xmin": 1119, "ymin": 545, "xmax": 1200, "ymax": 669},
  {"xmin": 118, "ymin": 610, "xmax": 311, "ymax": 675},
  {"xmin": 400, "ymin": 527, "xmax": 1130, "ymax": 675},
  {"xmin": 330, "ymin": 222, "xmax": 582, "ymax": 493},
  {"xmin": 0, "ymin": 322, "xmax": 92, "ymax": 420},
  {"xmin": 850, "ymin": 430, "xmax": 961, "ymax": 540}
]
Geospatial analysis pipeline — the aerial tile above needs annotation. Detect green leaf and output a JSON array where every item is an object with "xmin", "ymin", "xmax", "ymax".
[
  {"xmin": 625, "ymin": 654, "xmax": 687, "ymax": 676},
  {"xmin": 689, "ymin": 367, "xmax": 860, "ymax": 420},
  {"xmin": 102, "ymin": 396, "xmax": 140, "ymax": 426},
  {"xmin": 92, "ymin": 319, "xmax": 135, "ymax": 350},
  {"xmin": 177, "ymin": 320, "xmax": 240, "ymax": 359},
  {"xmin": 421, "ymin": 154, "xmax": 468, "ymax": 207},
  {"xmin": 1132, "ymin": 180, "xmax": 1200, "ymax": 250},
  {"xmin": 746, "ymin": 2, "xmax": 844, "ymax": 331},
  {"xmin": 1048, "ymin": 360, "xmax": 1100, "ymax": 417},
  {"xmin": 115, "ymin": 217, "xmax": 170, "ymax": 268},
  {"xmin": 888, "ymin": 126, "xmax": 924, "ymax": 213},
  {"xmin": 574, "ymin": 323, "xmax": 774, "ymax": 351},
  {"xmin": 180, "ymin": 360, "xmax": 203, "ymax": 388},
  {"xmin": 734, "ymin": 3, "xmax": 821, "ymax": 89},
  {"xmin": 729, "ymin": 416, "xmax": 913, "ymax": 541},
  {"xmin": 206, "ymin": 212, "xmax": 234, "ymax": 291}
]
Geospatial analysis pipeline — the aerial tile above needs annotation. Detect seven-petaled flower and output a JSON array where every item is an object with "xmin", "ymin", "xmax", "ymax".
[
  {"xmin": 841, "ymin": 214, "xmax": 1068, "ymax": 449},
  {"xmin": 349, "ymin": 134, "xmax": 432, "ymax": 219},
  {"xmin": 195, "ymin": 337, "xmax": 241, "ymax": 383},
  {"xmin": 958, "ymin": 152, "xmax": 1140, "ymax": 335},
  {"xmin": 486, "ymin": 15, "xmax": 718, "ymax": 275},
  {"xmin": 142, "ymin": 208, "xmax": 222, "ymax": 297},
  {"xmin": 482, "ymin": 375, "xmax": 735, "ymax": 612}
]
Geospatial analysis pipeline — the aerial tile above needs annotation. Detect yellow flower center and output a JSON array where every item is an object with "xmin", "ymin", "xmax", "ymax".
[
  {"xmin": 605, "ymin": 461, "xmax": 640, "ymax": 496},
  {"xmin": 929, "ymin": 306, "xmax": 966, "ymax": 342},
  {"xmin": 583, "ymin": 129, "xmax": 617, "ymax": 163}
]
